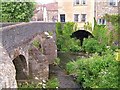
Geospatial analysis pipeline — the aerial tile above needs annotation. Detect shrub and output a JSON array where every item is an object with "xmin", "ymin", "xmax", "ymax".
[
  {"xmin": 66, "ymin": 51, "xmax": 119, "ymax": 88},
  {"xmin": 82, "ymin": 38, "xmax": 106, "ymax": 53},
  {"xmin": 56, "ymin": 22, "xmax": 81, "ymax": 52},
  {"xmin": 1, "ymin": 1, "xmax": 35, "ymax": 22}
]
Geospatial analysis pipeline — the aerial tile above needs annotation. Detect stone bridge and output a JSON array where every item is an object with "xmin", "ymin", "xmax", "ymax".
[{"xmin": 0, "ymin": 22, "xmax": 57, "ymax": 89}]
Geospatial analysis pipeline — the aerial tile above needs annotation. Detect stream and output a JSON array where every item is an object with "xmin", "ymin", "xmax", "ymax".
[{"xmin": 49, "ymin": 51, "xmax": 90, "ymax": 89}]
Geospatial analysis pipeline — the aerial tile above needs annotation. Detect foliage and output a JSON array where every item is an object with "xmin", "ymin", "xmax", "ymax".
[
  {"xmin": 18, "ymin": 82, "xmax": 42, "ymax": 89},
  {"xmin": 82, "ymin": 38, "xmax": 106, "ymax": 53},
  {"xmin": 46, "ymin": 77, "xmax": 59, "ymax": 88},
  {"xmin": 53, "ymin": 57, "xmax": 61, "ymax": 65},
  {"xmin": 93, "ymin": 24, "xmax": 108, "ymax": 46},
  {"xmin": 84, "ymin": 22, "xmax": 92, "ymax": 31},
  {"xmin": 1, "ymin": 1, "xmax": 35, "ymax": 22},
  {"xmin": 56, "ymin": 22, "xmax": 81, "ymax": 52},
  {"xmin": 104, "ymin": 14, "xmax": 119, "ymax": 47},
  {"xmin": 66, "ymin": 50, "xmax": 119, "ymax": 88},
  {"xmin": 32, "ymin": 40, "xmax": 40, "ymax": 48},
  {"xmin": 18, "ymin": 77, "xmax": 59, "ymax": 89}
]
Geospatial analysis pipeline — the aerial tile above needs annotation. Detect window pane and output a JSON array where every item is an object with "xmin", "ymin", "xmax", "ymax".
[
  {"xmin": 81, "ymin": 14, "xmax": 86, "ymax": 22},
  {"xmin": 74, "ymin": 0, "xmax": 79, "ymax": 5},
  {"xmin": 81, "ymin": 0, "xmax": 86, "ymax": 5},
  {"xmin": 74, "ymin": 14, "xmax": 79, "ymax": 22},
  {"xmin": 60, "ymin": 14, "xmax": 65, "ymax": 22}
]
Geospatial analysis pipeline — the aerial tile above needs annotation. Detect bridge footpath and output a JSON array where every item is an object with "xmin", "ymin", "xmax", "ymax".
[{"xmin": 1, "ymin": 22, "xmax": 56, "ymax": 53}]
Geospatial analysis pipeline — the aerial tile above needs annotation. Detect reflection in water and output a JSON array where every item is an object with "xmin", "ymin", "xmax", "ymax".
[{"xmin": 58, "ymin": 51, "xmax": 89, "ymax": 69}]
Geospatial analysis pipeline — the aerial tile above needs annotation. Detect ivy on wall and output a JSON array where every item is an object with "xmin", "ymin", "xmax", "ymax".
[{"xmin": 0, "ymin": 0, "xmax": 35, "ymax": 22}]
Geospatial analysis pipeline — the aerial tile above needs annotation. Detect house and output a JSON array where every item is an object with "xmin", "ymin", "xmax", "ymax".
[
  {"xmin": 32, "ymin": 4, "xmax": 44, "ymax": 21},
  {"xmin": 32, "ymin": 2, "xmax": 58, "ymax": 22},
  {"xmin": 95, "ymin": 0, "xmax": 120, "ymax": 25},
  {"xmin": 45, "ymin": 2, "xmax": 58, "ymax": 22},
  {"xmin": 57, "ymin": 0, "xmax": 95, "ymax": 29}
]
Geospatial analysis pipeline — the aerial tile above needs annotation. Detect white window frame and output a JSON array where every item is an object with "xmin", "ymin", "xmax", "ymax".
[
  {"xmin": 109, "ymin": 0, "xmax": 118, "ymax": 6},
  {"xmin": 74, "ymin": 0, "xmax": 86, "ymax": 5},
  {"xmin": 81, "ymin": 0, "xmax": 86, "ymax": 5},
  {"xmin": 97, "ymin": 18, "xmax": 106, "ymax": 25},
  {"xmin": 74, "ymin": 0, "xmax": 80, "ymax": 5},
  {"xmin": 81, "ymin": 14, "xmax": 86, "ymax": 22}
]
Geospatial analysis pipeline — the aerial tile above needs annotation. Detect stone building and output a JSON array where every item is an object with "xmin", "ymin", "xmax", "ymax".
[
  {"xmin": 95, "ymin": 0, "xmax": 120, "ymax": 25},
  {"xmin": 57, "ymin": 0, "xmax": 95, "ymax": 29},
  {"xmin": 32, "ymin": 2, "xmax": 58, "ymax": 22},
  {"xmin": 45, "ymin": 2, "xmax": 58, "ymax": 22}
]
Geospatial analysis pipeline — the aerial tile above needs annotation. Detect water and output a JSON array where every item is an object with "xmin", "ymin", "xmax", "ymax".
[{"xmin": 49, "ymin": 51, "xmax": 89, "ymax": 88}]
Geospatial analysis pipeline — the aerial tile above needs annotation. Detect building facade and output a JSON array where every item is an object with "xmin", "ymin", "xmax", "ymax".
[
  {"xmin": 32, "ymin": 2, "xmax": 58, "ymax": 22},
  {"xmin": 95, "ymin": 0, "xmax": 120, "ymax": 25},
  {"xmin": 57, "ymin": 0, "xmax": 95, "ymax": 29}
]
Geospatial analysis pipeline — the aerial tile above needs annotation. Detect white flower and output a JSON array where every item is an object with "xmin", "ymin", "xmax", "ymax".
[
  {"xmin": 56, "ymin": 87, "xmax": 58, "ymax": 89},
  {"xmin": 42, "ymin": 80, "xmax": 46, "ymax": 83},
  {"xmin": 35, "ymin": 77, "xmax": 39, "ymax": 80}
]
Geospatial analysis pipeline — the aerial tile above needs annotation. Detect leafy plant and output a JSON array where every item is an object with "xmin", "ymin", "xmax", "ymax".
[
  {"xmin": 18, "ymin": 82, "xmax": 42, "ymax": 89},
  {"xmin": 104, "ymin": 14, "xmax": 119, "ymax": 47},
  {"xmin": 32, "ymin": 40, "xmax": 40, "ymax": 48},
  {"xmin": 46, "ymin": 77, "xmax": 59, "ymax": 88},
  {"xmin": 84, "ymin": 22, "xmax": 92, "ymax": 31},
  {"xmin": 93, "ymin": 24, "xmax": 108, "ymax": 46},
  {"xmin": 66, "ymin": 50, "xmax": 119, "ymax": 88},
  {"xmin": 82, "ymin": 38, "xmax": 106, "ymax": 53},
  {"xmin": 1, "ymin": 1, "xmax": 35, "ymax": 22},
  {"xmin": 53, "ymin": 57, "xmax": 61, "ymax": 65},
  {"xmin": 56, "ymin": 22, "xmax": 81, "ymax": 52}
]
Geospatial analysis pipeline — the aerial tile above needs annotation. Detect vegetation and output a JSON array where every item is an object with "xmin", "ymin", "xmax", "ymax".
[
  {"xmin": 56, "ymin": 22, "xmax": 81, "ymax": 52},
  {"xmin": 82, "ymin": 38, "xmax": 106, "ymax": 53},
  {"xmin": 18, "ymin": 77, "xmax": 59, "ymax": 89},
  {"xmin": 66, "ymin": 50, "xmax": 119, "ymax": 88},
  {"xmin": 65, "ymin": 15, "xmax": 120, "ymax": 88},
  {"xmin": 46, "ymin": 77, "xmax": 59, "ymax": 88},
  {"xmin": 104, "ymin": 14, "xmax": 120, "ymax": 48},
  {"xmin": 1, "ymin": 0, "xmax": 35, "ymax": 22},
  {"xmin": 32, "ymin": 40, "xmax": 40, "ymax": 48},
  {"xmin": 84, "ymin": 22, "xmax": 92, "ymax": 31},
  {"xmin": 53, "ymin": 57, "xmax": 61, "ymax": 65}
]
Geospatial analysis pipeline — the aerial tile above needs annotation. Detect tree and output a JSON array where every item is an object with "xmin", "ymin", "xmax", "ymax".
[{"xmin": 1, "ymin": 0, "xmax": 35, "ymax": 22}]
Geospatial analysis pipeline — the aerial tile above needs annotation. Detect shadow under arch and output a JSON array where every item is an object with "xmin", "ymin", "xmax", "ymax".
[
  {"xmin": 71, "ymin": 30, "xmax": 94, "ymax": 46},
  {"xmin": 12, "ymin": 55, "xmax": 28, "ymax": 80}
]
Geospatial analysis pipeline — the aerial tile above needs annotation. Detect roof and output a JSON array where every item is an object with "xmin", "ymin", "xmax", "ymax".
[{"xmin": 44, "ymin": 2, "xmax": 58, "ymax": 11}]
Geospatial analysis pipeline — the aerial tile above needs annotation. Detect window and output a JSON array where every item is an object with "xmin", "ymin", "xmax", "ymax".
[
  {"xmin": 74, "ymin": 14, "xmax": 79, "ymax": 22},
  {"xmin": 81, "ymin": 0, "xmax": 86, "ymax": 5},
  {"xmin": 109, "ymin": 0, "xmax": 118, "ymax": 6},
  {"xmin": 74, "ymin": 0, "xmax": 86, "ymax": 5},
  {"xmin": 98, "ymin": 18, "xmax": 106, "ymax": 25},
  {"xmin": 81, "ymin": 14, "xmax": 86, "ymax": 22},
  {"xmin": 74, "ymin": 0, "xmax": 80, "ymax": 5},
  {"xmin": 60, "ymin": 14, "xmax": 65, "ymax": 22}
]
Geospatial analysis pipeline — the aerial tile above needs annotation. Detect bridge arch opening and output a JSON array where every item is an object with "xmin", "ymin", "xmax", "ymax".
[
  {"xmin": 12, "ymin": 55, "xmax": 28, "ymax": 81},
  {"xmin": 71, "ymin": 30, "xmax": 94, "ymax": 46}
]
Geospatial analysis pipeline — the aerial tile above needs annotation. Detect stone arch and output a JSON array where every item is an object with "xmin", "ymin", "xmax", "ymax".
[
  {"xmin": 12, "ymin": 55, "xmax": 28, "ymax": 81},
  {"xmin": 71, "ymin": 30, "xmax": 94, "ymax": 46}
]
